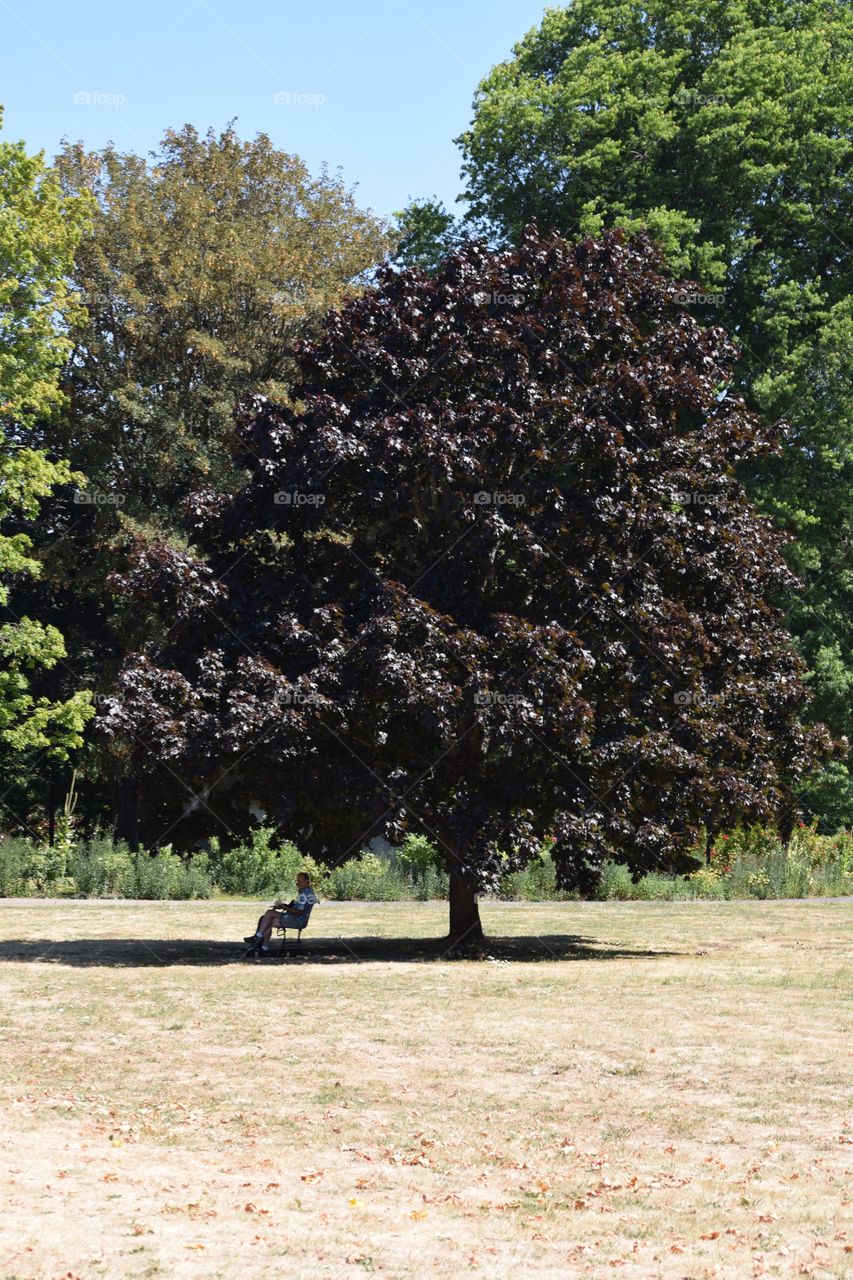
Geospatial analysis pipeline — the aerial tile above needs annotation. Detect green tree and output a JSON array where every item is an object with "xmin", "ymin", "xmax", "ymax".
[
  {"xmin": 17, "ymin": 124, "xmax": 391, "ymax": 835},
  {"xmin": 392, "ymin": 197, "xmax": 465, "ymax": 273},
  {"xmin": 50, "ymin": 124, "xmax": 391, "ymax": 511},
  {"xmin": 0, "ymin": 109, "xmax": 94, "ymax": 826},
  {"xmin": 458, "ymin": 0, "xmax": 853, "ymax": 824}
]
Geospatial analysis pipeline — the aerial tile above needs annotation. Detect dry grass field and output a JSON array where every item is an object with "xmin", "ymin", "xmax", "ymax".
[{"xmin": 0, "ymin": 898, "xmax": 850, "ymax": 1280}]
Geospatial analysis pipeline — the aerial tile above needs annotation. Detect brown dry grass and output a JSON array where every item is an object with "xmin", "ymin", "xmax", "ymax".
[{"xmin": 0, "ymin": 898, "xmax": 850, "ymax": 1280}]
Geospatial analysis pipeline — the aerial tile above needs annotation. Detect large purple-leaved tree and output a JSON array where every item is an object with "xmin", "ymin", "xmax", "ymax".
[{"xmin": 103, "ymin": 229, "xmax": 832, "ymax": 943}]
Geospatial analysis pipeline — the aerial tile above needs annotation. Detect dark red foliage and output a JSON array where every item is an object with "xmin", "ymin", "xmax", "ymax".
[{"xmin": 103, "ymin": 229, "xmax": 834, "ymax": 888}]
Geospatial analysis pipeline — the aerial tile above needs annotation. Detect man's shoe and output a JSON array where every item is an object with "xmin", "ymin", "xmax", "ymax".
[
  {"xmin": 258, "ymin": 945, "xmax": 271, "ymax": 955},
  {"xmin": 244, "ymin": 934, "xmax": 260, "ymax": 945}
]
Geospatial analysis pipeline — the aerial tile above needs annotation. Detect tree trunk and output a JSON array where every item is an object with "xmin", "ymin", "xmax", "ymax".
[
  {"xmin": 779, "ymin": 808, "xmax": 796, "ymax": 846},
  {"xmin": 47, "ymin": 774, "xmax": 57, "ymax": 849},
  {"xmin": 114, "ymin": 776, "xmax": 140, "ymax": 852},
  {"xmin": 448, "ymin": 870, "xmax": 484, "ymax": 946}
]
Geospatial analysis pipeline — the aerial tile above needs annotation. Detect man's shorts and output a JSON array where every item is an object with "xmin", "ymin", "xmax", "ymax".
[{"xmin": 275, "ymin": 912, "xmax": 305, "ymax": 929}]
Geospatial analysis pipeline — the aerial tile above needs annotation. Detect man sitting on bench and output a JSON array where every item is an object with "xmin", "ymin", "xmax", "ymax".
[{"xmin": 244, "ymin": 872, "xmax": 318, "ymax": 954}]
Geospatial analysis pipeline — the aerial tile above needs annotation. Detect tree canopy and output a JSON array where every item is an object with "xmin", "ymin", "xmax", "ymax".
[
  {"xmin": 456, "ymin": 0, "xmax": 853, "ymax": 825},
  {"xmin": 0, "ymin": 110, "xmax": 94, "ymax": 817},
  {"xmin": 50, "ymin": 123, "xmax": 392, "ymax": 513},
  {"xmin": 103, "ymin": 230, "xmax": 833, "ymax": 940},
  {"xmin": 393, "ymin": 197, "xmax": 466, "ymax": 274},
  {"xmin": 9, "ymin": 124, "xmax": 392, "ymax": 834}
]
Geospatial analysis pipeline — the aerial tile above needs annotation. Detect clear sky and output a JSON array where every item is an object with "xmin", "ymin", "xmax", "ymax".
[{"xmin": 0, "ymin": 0, "xmax": 550, "ymax": 222}]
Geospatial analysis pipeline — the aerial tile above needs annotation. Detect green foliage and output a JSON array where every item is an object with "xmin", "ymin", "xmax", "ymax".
[
  {"xmin": 460, "ymin": 0, "xmax": 850, "ymax": 327},
  {"xmin": 0, "ymin": 836, "xmax": 23, "ymax": 893},
  {"xmin": 0, "ymin": 835, "xmax": 70, "ymax": 895},
  {"xmin": 207, "ymin": 827, "xmax": 323, "ymax": 897},
  {"xmin": 499, "ymin": 848, "xmax": 570, "ymax": 900},
  {"xmin": 0, "ymin": 834, "xmax": 211, "ymax": 898},
  {"xmin": 595, "ymin": 861, "xmax": 637, "ymax": 901},
  {"xmin": 392, "ymin": 197, "xmax": 465, "ymax": 273},
  {"xmin": 322, "ymin": 852, "xmax": 411, "ymax": 901},
  {"xmin": 0, "ymin": 110, "xmax": 94, "ymax": 794},
  {"xmin": 801, "ymin": 762, "xmax": 853, "ymax": 835},
  {"xmin": 0, "ymin": 615, "xmax": 93, "ymax": 759},
  {"xmin": 593, "ymin": 822, "xmax": 853, "ymax": 899},
  {"xmin": 71, "ymin": 836, "xmax": 136, "ymax": 897},
  {"xmin": 132, "ymin": 847, "xmax": 211, "ymax": 900},
  {"xmin": 50, "ymin": 124, "xmax": 391, "ymax": 517},
  {"xmin": 10, "ymin": 123, "xmax": 392, "ymax": 837},
  {"xmin": 71, "ymin": 837, "xmax": 212, "ymax": 899},
  {"xmin": 0, "ymin": 107, "xmax": 91, "ymax": 420},
  {"xmin": 391, "ymin": 834, "xmax": 449, "ymax": 900},
  {"xmin": 393, "ymin": 833, "xmax": 439, "ymax": 873},
  {"xmin": 2, "ymin": 821, "xmax": 850, "ymax": 902}
]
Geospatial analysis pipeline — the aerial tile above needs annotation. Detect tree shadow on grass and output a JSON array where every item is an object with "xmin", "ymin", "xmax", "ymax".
[{"xmin": 0, "ymin": 934, "xmax": 684, "ymax": 967}]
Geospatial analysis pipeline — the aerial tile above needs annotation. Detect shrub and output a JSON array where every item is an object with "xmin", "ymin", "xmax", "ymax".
[
  {"xmin": 595, "ymin": 861, "xmax": 635, "ymax": 900},
  {"xmin": 410, "ymin": 862, "xmax": 450, "ymax": 901},
  {"xmin": 633, "ymin": 872, "xmax": 684, "ymax": 901},
  {"xmin": 1, "ymin": 820, "xmax": 850, "ymax": 902},
  {"xmin": 718, "ymin": 822, "xmax": 853, "ymax": 899},
  {"xmin": 0, "ymin": 838, "xmax": 72, "ymax": 896},
  {"xmin": 387, "ymin": 835, "xmax": 449, "ymax": 899},
  {"xmin": 323, "ymin": 852, "xmax": 411, "ymax": 901},
  {"xmin": 685, "ymin": 866, "xmax": 728, "ymax": 899},
  {"xmin": 130, "ymin": 847, "xmax": 211, "ymax": 899},
  {"xmin": 179, "ymin": 851, "xmax": 213, "ymax": 899},
  {"xmin": 395, "ymin": 834, "xmax": 440, "ymax": 876},
  {"xmin": 132, "ymin": 847, "xmax": 184, "ymax": 899},
  {"xmin": 72, "ymin": 837, "xmax": 135, "ymax": 897},
  {"xmin": 499, "ymin": 848, "xmax": 569, "ymax": 900},
  {"xmin": 0, "ymin": 838, "xmax": 25, "ymax": 895},
  {"xmin": 70, "ymin": 837, "xmax": 212, "ymax": 899},
  {"xmin": 209, "ymin": 827, "xmax": 322, "ymax": 897}
]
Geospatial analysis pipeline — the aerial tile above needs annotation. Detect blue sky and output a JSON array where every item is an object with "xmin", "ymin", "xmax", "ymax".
[{"xmin": 0, "ymin": 0, "xmax": 549, "ymax": 221}]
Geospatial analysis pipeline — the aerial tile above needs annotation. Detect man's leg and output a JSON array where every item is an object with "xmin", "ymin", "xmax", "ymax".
[
  {"xmin": 244, "ymin": 908, "xmax": 278, "ymax": 948},
  {"xmin": 258, "ymin": 909, "xmax": 280, "ymax": 948}
]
